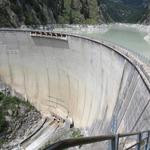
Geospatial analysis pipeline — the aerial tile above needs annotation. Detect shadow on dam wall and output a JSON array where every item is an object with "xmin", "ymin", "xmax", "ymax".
[
  {"xmin": 0, "ymin": 30, "xmax": 149, "ymax": 148},
  {"xmin": 32, "ymin": 36, "xmax": 69, "ymax": 49}
]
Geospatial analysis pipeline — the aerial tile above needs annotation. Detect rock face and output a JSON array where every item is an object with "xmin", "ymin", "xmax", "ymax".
[
  {"xmin": 123, "ymin": 0, "xmax": 150, "ymax": 25},
  {"xmin": 99, "ymin": 0, "xmax": 148, "ymax": 23},
  {"xmin": 58, "ymin": 0, "xmax": 102, "ymax": 24},
  {"xmin": 0, "ymin": 92, "xmax": 42, "ymax": 149},
  {"xmin": 140, "ymin": 2, "xmax": 150, "ymax": 24},
  {"xmin": 1, "ymin": 0, "xmax": 150, "ymax": 27},
  {"xmin": 0, "ymin": 0, "xmax": 56, "ymax": 27},
  {"xmin": 0, "ymin": 0, "xmax": 105, "ymax": 27}
]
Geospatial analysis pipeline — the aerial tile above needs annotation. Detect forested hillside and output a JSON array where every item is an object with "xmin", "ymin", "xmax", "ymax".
[
  {"xmin": 0, "ymin": 0, "xmax": 150, "ymax": 27},
  {"xmin": 140, "ymin": 1, "xmax": 150, "ymax": 24},
  {"xmin": 0, "ymin": 0, "xmax": 104, "ymax": 27},
  {"xmin": 99, "ymin": 0, "xmax": 148, "ymax": 23}
]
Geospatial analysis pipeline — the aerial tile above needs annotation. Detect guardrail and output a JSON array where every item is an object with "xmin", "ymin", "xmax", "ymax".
[
  {"xmin": 30, "ymin": 31, "xmax": 67, "ymax": 41},
  {"xmin": 130, "ymin": 50, "xmax": 150, "ymax": 65},
  {"xmin": 44, "ymin": 130, "xmax": 150, "ymax": 150},
  {"xmin": 94, "ymin": 38, "xmax": 150, "ymax": 66},
  {"xmin": 112, "ymin": 42, "xmax": 150, "ymax": 66}
]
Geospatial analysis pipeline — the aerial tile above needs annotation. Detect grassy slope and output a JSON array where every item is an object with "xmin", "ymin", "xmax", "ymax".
[{"xmin": 0, "ymin": 92, "xmax": 38, "ymax": 147}]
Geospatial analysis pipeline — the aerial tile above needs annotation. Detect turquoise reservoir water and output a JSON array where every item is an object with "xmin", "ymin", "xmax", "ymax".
[
  {"xmin": 54, "ymin": 24, "xmax": 150, "ymax": 61},
  {"xmin": 84, "ymin": 25, "xmax": 150, "ymax": 59}
]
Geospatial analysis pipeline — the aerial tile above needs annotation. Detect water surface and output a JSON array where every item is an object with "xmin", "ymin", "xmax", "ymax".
[
  {"xmin": 84, "ymin": 24, "xmax": 150, "ymax": 59},
  {"xmin": 54, "ymin": 24, "xmax": 150, "ymax": 61}
]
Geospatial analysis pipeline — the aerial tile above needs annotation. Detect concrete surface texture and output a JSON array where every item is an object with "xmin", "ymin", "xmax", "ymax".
[
  {"xmin": 0, "ymin": 30, "xmax": 149, "ymax": 147},
  {"xmin": 24, "ymin": 120, "xmax": 59, "ymax": 150}
]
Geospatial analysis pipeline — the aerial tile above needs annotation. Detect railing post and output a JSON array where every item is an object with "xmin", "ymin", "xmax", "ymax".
[
  {"xmin": 111, "ymin": 137, "xmax": 115, "ymax": 150},
  {"xmin": 111, "ymin": 134, "xmax": 119, "ymax": 150},
  {"xmin": 145, "ymin": 131, "xmax": 150, "ymax": 150},
  {"xmin": 115, "ymin": 134, "xmax": 119, "ymax": 150},
  {"xmin": 137, "ymin": 133, "xmax": 142, "ymax": 150}
]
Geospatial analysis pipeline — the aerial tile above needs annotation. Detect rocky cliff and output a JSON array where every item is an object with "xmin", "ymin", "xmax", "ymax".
[
  {"xmin": 140, "ymin": 1, "xmax": 150, "ymax": 24},
  {"xmin": 99, "ymin": 0, "xmax": 148, "ymax": 23},
  {"xmin": 0, "ymin": 0, "xmax": 105, "ymax": 27},
  {"xmin": 0, "ymin": 0, "xmax": 150, "ymax": 27},
  {"xmin": 55, "ymin": 0, "xmax": 103, "ymax": 24},
  {"xmin": 0, "ymin": 92, "xmax": 42, "ymax": 149},
  {"xmin": 0, "ymin": 0, "xmax": 55, "ymax": 27}
]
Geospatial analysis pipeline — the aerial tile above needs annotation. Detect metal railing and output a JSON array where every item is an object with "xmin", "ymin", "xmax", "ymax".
[
  {"xmin": 30, "ymin": 31, "xmax": 67, "ymax": 40},
  {"xmin": 44, "ymin": 130, "xmax": 150, "ymax": 150},
  {"xmin": 130, "ymin": 50, "xmax": 150, "ymax": 65},
  {"xmin": 99, "ymin": 39, "xmax": 150, "ymax": 66}
]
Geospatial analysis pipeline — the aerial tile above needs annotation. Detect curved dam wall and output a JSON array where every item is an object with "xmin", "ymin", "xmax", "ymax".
[{"xmin": 0, "ymin": 30, "xmax": 149, "ymax": 138}]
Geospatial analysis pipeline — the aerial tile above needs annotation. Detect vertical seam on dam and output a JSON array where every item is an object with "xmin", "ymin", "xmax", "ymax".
[
  {"xmin": 17, "ymin": 33, "xmax": 28, "ymax": 100},
  {"xmin": 79, "ymin": 86, "xmax": 86, "ymax": 125},
  {"xmin": 46, "ymin": 68, "xmax": 51, "ymax": 102},
  {"xmin": 97, "ymin": 106, "xmax": 108, "ymax": 134},
  {"xmin": 117, "ymin": 75, "xmax": 140, "ymax": 131},
  {"xmin": 116, "ymin": 68, "xmax": 137, "ymax": 121},
  {"xmin": 122, "ymin": 99, "xmax": 150, "ymax": 149},
  {"xmin": 86, "ymin": 94, "xmax": 94, "ymax": 127},
  {"xmin": 131, "ymin": 99, "xmax": 150, "ymax": 131},
  {"xmin": 110, "ymin": 60, "xmax": 127, "ymax": 133},
  {"xmin": 72, "ymin": 79, "xmax": 79, "ymax": 121},
  {"xmin": 67, "ymin": 73, "xmax": 71, "ymax": 116}
]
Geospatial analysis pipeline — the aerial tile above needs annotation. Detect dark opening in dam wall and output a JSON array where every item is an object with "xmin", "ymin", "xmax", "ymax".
[{"xmin": 0, "ymin": 30, "xmax": 149, "ymax": 149}]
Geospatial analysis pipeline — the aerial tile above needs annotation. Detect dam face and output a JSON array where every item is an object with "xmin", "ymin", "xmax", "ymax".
[{"xmin": 0, "ymin": 30, "xmax": 149, "ymax": 139}]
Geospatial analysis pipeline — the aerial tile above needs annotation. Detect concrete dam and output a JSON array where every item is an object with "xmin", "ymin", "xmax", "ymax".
[{"xmin": 0, "ymin": 29, "xmax": 150, "ymax": 149}]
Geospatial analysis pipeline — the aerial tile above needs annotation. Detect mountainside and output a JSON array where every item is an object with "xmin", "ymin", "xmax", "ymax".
[
  {"xmin": 0, "ymin": 0, "xmax": 150, "ymax": 27},
  {"xmin": 0, "ymin": 0, "xmax": 54, "ymax": 27},
  {"xmin": 0, "ymin": 0, "xmax": 104, "ymax": 27},
  {"xmin": 140, "ymin": 2, "xmax": 150, "ymax": 24},
  {"xmin": 99, "ymin": 0, "xmax": 148, "ymax": 23},
  {"xmin": 59, "ymin": 0, "xmax": 101, "ymax": 24},
  {"xmin": 0, "ymin": 92, "xmax": 41, "ymax": 149}
]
